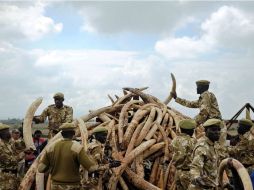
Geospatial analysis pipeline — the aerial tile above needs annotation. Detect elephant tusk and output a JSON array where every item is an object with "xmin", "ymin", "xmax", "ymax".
[
  {"xmin": 23, "ymin": 97, "xmax": 43, "ymax": 151},
  {"xmin": 164, "ymin": 73, "xmax": 176, "ymax": 105}
]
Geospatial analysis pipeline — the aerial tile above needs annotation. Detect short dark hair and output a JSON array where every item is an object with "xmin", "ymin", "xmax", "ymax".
[
  {"xmin": 61, "ymin": 130, "xmax": 75, "ymax": 138},
  {"xmin": 34, "ymin": 130, "xmax": 42, "ymax": 135},
  {"xmin": 181, "ymin": 128, "xmax": 194, "ymax": 136}
]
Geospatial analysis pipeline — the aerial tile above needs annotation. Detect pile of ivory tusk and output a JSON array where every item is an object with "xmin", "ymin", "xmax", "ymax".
[{"xmin": 20, "ymin": 74, "xmax": 195, "ymax": 190}]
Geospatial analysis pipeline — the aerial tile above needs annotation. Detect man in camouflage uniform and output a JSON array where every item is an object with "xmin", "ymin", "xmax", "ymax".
[
  {"xmin": 188, "ymin": 118, "xmax": 222, "ymax": 190},
  {"xmin": 33, "ymin": 92, "xmax": 73, "ymax": 138},
  {"xmin": 85, "ymin": 127, "xmax": 120, "ymax": 190},
  {"xmin": 11, "ymin": 129, "xmax": 26, "ymax": 178},
  {"xmin": 171, "ymin": 119, "xmax": 196, "ymax": 190},
  {"xmin": 0, "ymin": 123, "xmax": 25, "ymax": 190},
  {"xmin": 171, "ymin": 80, "xmax": 222, "ymax": 125},
  {"xmin": 228, "ymin": 119, "xmax": 254, "ymax": 172}
]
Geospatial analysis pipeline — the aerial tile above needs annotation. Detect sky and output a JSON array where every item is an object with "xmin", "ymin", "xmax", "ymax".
[{"xmin": 1, "ymin": 0, "xmax": 254, "ymax": 120}]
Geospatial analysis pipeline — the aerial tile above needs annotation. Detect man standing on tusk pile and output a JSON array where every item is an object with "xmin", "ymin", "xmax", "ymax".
[
  {"xmin": 171, "ymin": 80, "xmax": 222, "ymax": 138},
  {"xmin": 33, "ymin": 92, "xmax": 73, "ymax": 138}
]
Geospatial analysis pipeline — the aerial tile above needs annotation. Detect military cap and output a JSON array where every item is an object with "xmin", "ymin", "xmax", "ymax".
[
  {"xmin": 59, "ymin": 123, "xmax": 76, "ymax": 131},
  {"xmin": 227, "ymin": 126, "xmax": 238, "ymax": 137},
  {"xmin": 203, "ymin": 118, "xmax": 222, "ymax": 128},
  {"xmin": 178, "ymin": 119, "xmax": 196, "ymax": 129},
  {"xmin": 92, "ymin": 127, "xmax": 108, "ymax": 134},
  {"xmin": 239, "ymin": 119, "xmax": 253, "ymax": 127},
  {"xmin": 53, "ymin": 92, "xmax": 64, "ymax": 99},
  {"xmin": 196, "ymin": 80, "xmax": 210, "ymax": 86},
  {"xmin": 0, "ymin": 123, "xmax": 10, "ymax": 131}
]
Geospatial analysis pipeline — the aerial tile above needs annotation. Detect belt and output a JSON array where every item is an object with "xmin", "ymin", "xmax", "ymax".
[
  {"xmin": 1, "ymin": 168, "xmax": 18, "ymax": 174},
  {"xmin": 181, "ymin": 168, "xmax": 190, "ymax": 171}
]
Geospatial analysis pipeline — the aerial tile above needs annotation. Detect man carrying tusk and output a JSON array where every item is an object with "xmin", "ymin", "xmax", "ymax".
[
  {"xmin": 171, "ymin": 80, "xmax": 222, "ymax": 137},
  {"xmin": 33, "ymin": 92, "xmax": 73, "ymax": 138}
]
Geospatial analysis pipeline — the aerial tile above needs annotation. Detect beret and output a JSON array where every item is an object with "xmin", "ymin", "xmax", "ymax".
[
  {"xmin": 0, "ymin": 123, "xmax": 10, "ymax": 131},
  {"xmin": 178, "ymin": 119, "xmax": 196, "ymax": 129},
  {"xmin": 53, "ymin": 92, "xmax": 64, "ymax": 99},
  {"xmin": 239, "ymin": 119, "xmax": 253, "ymax": 127},
  {"xmin": 59, "ymin": 123, "xmax": 76, "ymax": 131},
  {"xmin": 203, "ymin": 118, "xmax": 222, "ymax": 128},
  {"xmin": 196, "ymin": 80, "xmax": 210, "ymax": 86},
  {"xmin": 92, "ymin": 127, "xmax": 108, "ymax": 134},
  {"xmin": 227, "ymin": 127, "xmax": 238, "ymax": 136}
]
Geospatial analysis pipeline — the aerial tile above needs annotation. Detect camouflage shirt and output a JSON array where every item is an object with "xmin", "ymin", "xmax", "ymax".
[
  {"xmin": 35, "ymin": 104, "xmax": 73, "ymax": 130},
  {"xmin": 88, "ymin": 139, "xmax": 104, "ymax": 164},
  {"xmin": 0, "ymin": 139, "xmax": 20, "ymax": 170},
  {"xmin": 171, "ymin": 133, "xmax": 196, "ymax": 170},
  {"xmin": 176, "ymin": 91, "xmax": 222, "ymax": 125},
  {"xmin": 228, "ymin": 133, "xmax": 254, "ymax": 166},
  {"xmin": 190, "ymin": 136, "xmax": 218, "ymax": 188}
]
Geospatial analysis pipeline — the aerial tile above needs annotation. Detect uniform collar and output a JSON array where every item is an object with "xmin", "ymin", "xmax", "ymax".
[{"xmin": 204, "ymin": 136, "xmax": 214, "ymax": 146}]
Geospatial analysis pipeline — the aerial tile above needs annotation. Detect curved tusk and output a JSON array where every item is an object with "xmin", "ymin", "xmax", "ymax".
[
  {"xmin": 77, "ymin": 118, "xmax": 88, "ymax": 151},
  {"xmin": 23, "ymin": 97, "xmax": 43, "ymax": 150},
  {"xmin": 163, "ymin": 73, "xmax": 176, "ymax": 105},
  {"xmin": 218, "ymin": 158, "xmax": 253, "ymax": 190}
]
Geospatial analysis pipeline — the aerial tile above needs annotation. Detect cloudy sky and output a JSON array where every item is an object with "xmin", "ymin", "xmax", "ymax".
[{"xmin": 1, "ymin": 1, "xmax": 254, "ymax": 120}]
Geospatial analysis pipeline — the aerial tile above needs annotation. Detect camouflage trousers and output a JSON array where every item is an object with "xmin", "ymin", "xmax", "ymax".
[
  {"xmin": 175, "ymin": 169, "xmax": 191, "ymax": 190},
  {"xmin": 188, "ymin": 184, "xmax": 216, "ymax": 190},
  {"xmin": 0, "ymin": 172, "xmax": 18, "ymax": 190},
  {"xmin": 51, "ymin": 183, "xmax": 81, "ymax": 190}
]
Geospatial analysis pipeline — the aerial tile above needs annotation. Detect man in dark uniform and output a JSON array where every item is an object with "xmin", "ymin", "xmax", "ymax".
[
  {"xmin": 38, "ymin": 123, "xmax": 120, "ymax": 190},
  {"xmin": 33, "ymin": 92, "xmax": 73, "ymax": 138},
  {"xmin": 0, "ymin": 123, "xmax": 25, "ymax": 190}
]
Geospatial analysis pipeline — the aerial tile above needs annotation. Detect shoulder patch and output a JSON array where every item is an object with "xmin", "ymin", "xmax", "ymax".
[
  {"xmin": 64, "ymin": 105, "xmax": 72, "ymax": 109},
  {"xmin": 71, "ymin": 141, "xmax": 83, "ymax": 153}
]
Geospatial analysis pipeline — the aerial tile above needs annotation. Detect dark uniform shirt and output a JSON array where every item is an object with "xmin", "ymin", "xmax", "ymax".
[{"xmin": 38, "ymin": 139, "xmax": 96, "ymax": 185}]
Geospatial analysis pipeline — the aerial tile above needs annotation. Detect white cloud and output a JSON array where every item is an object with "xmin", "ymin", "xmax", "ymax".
[
  {"xmin": 201, "ymin": 6, "xmax": 254, "ymax": 48},
  {"xmin": 155, "ymin": 5, "xmax": 254, "ymax": 60},
  {"xmin": 0, "ymin": 1, "xmax": 62, "ymax": 42},
  {"xmin": 155, "ymin": 37, "xmax": 212, "ymax": 59},
  {"xmin": 76, "ymin": 2, "xmax": 200, "ymax": 34}
]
